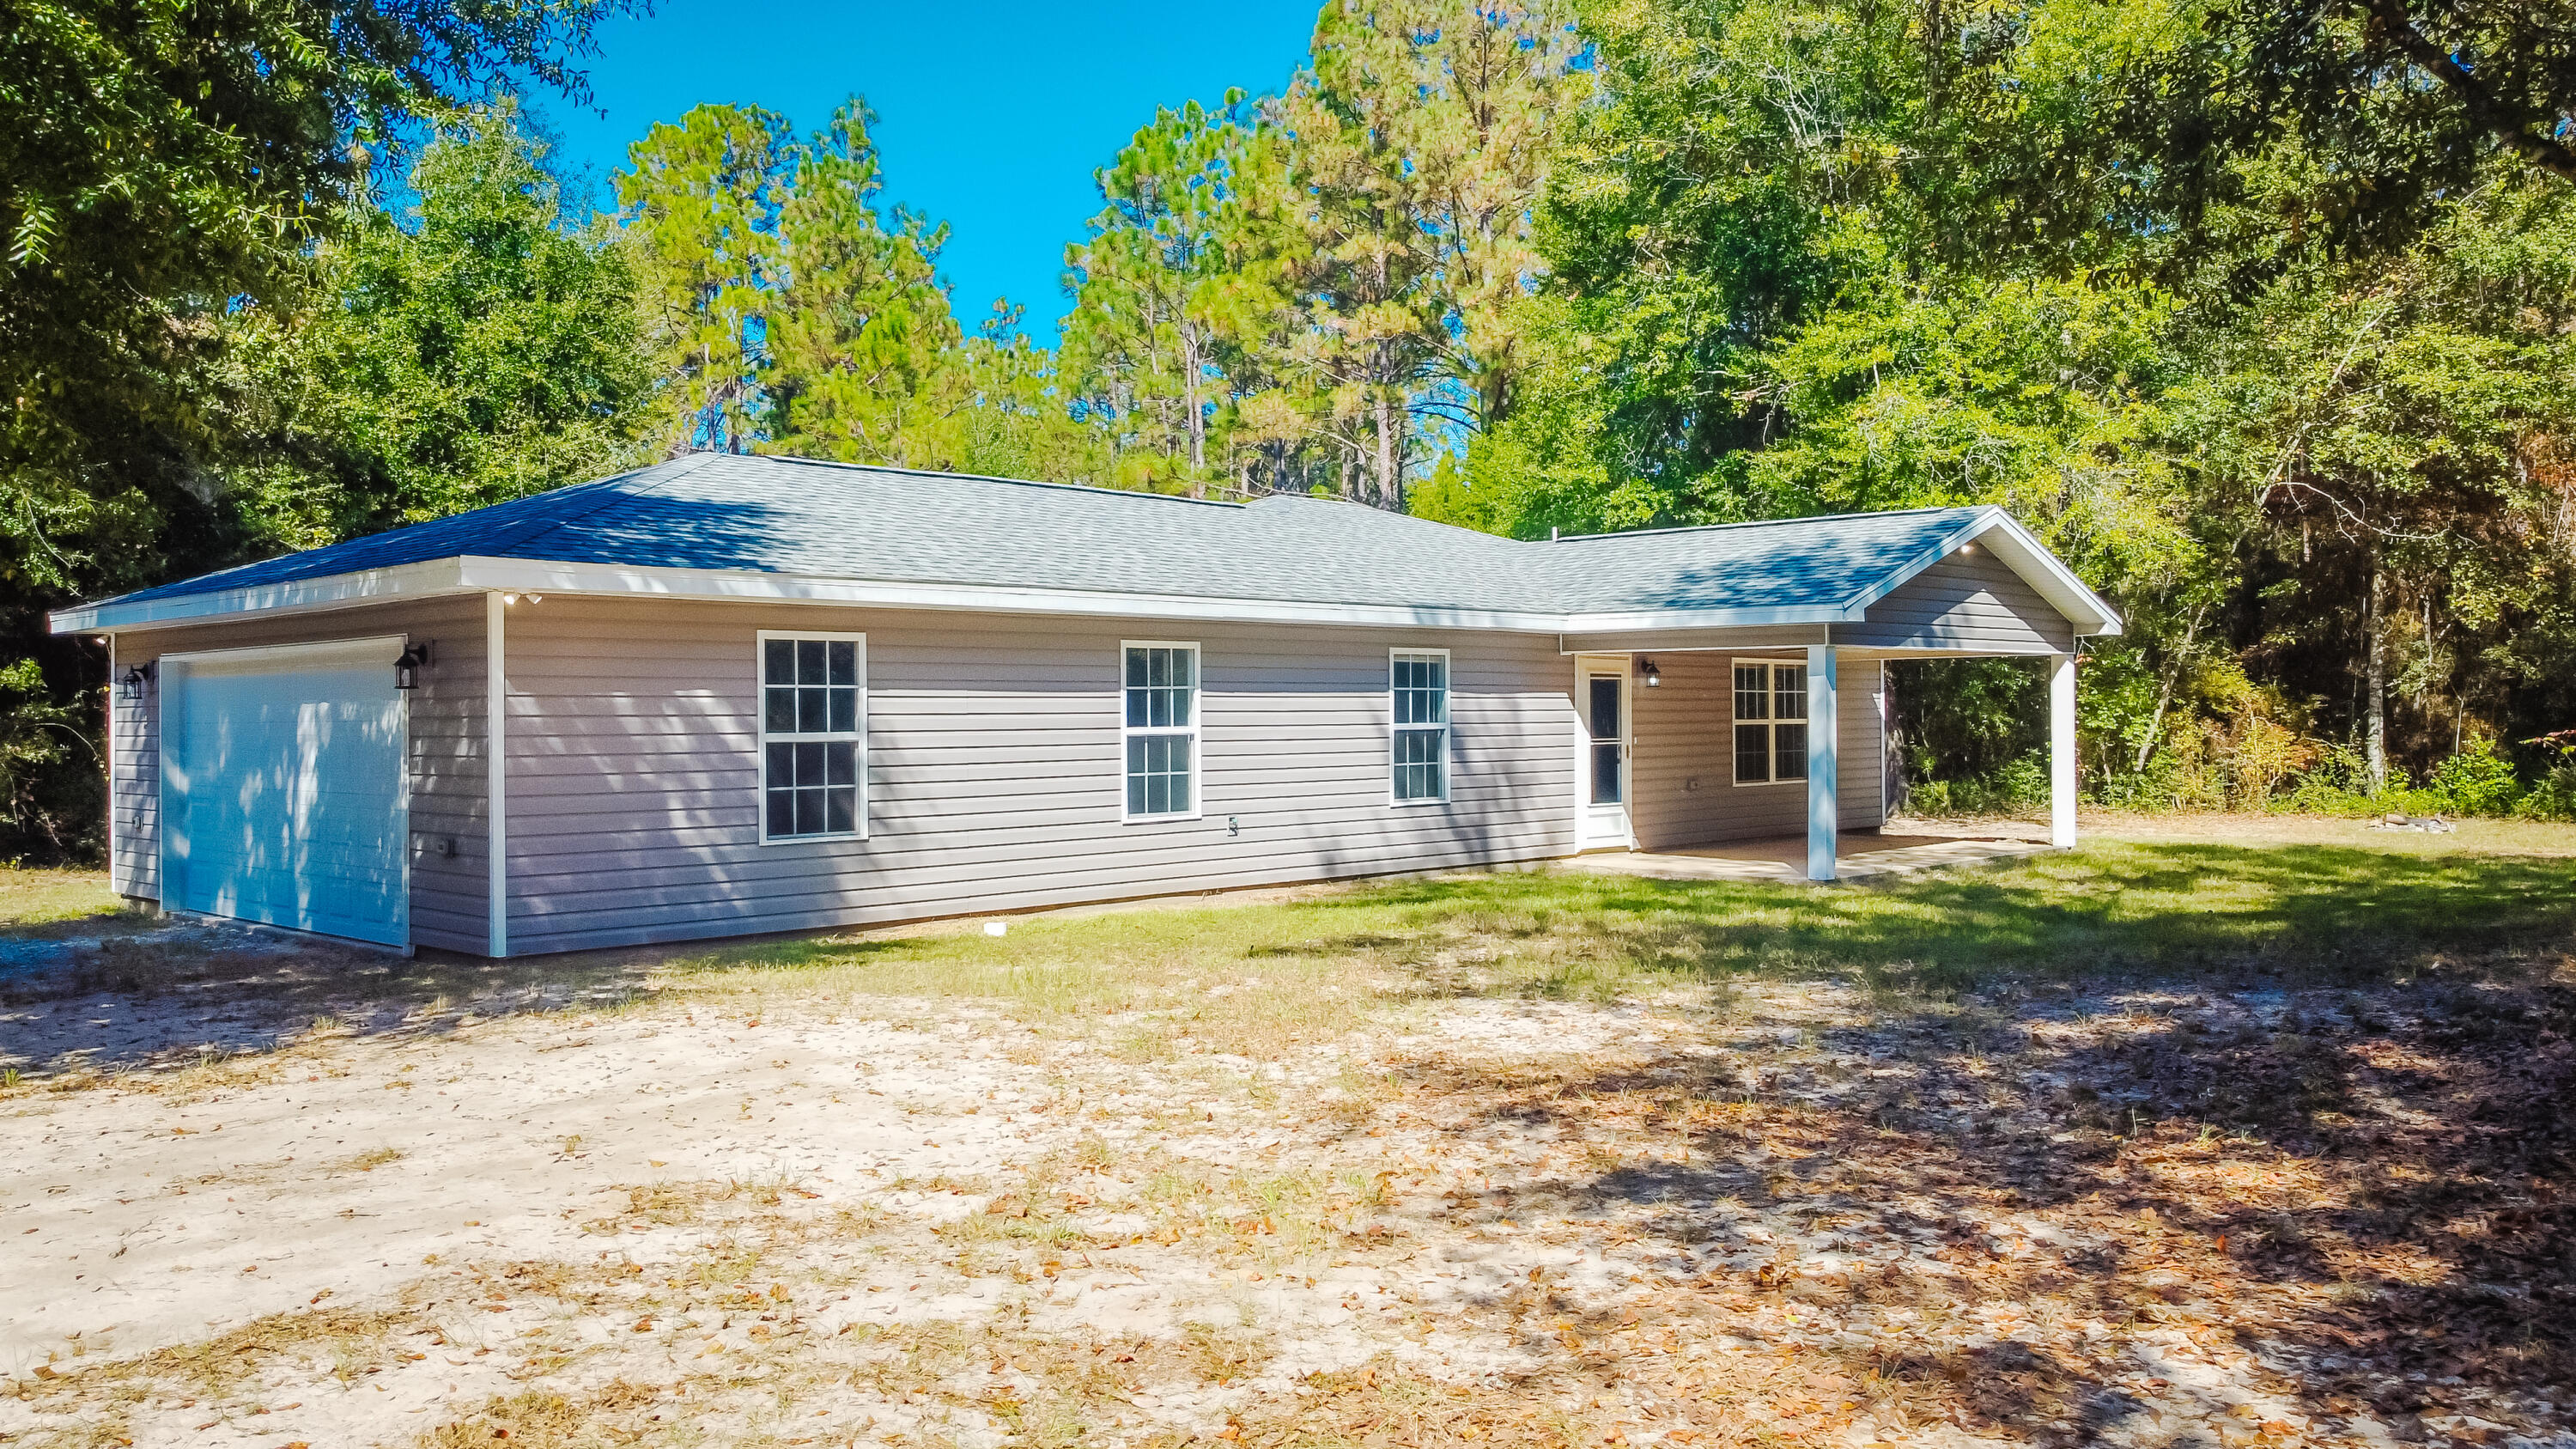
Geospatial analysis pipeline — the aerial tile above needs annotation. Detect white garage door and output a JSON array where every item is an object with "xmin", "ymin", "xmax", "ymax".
[{"xmin": 160, "ymin": 637, "xmax": 410, "ymax": 947}]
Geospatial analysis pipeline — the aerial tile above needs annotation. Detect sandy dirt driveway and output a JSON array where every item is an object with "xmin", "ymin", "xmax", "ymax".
[{"xmin": 3, "ymin": 841, "xmax": 2573, "ymax": 1449}]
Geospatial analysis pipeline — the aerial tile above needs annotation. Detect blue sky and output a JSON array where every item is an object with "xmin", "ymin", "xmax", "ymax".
[{"xmin": 522, "ymin": 0, "xmax": 1320, "ymax": 346}]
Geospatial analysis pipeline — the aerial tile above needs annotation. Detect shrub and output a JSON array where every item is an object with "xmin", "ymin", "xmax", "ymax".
[
  {"xmin": 2275, "ymin": 743, "xmax": 2388, "ymax": 817},
  {"xmin": 1907, "ymin": 752, "xmax": 2049, "ymax": 817},
  {"xmin": 2419, "ymin": 739, "xmax": 2522, "ymax": 815},
  {"xmin": 2513, "ymin": 764, "xmax": 2576, "ymax": 822},
  {"xmin": 2515, "ymin": 732, "xmax": 2576, "ymax": 821}
]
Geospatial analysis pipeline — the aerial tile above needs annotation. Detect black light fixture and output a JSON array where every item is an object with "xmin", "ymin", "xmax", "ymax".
[
  {"xmin": 394, "ymin": 641, "xmax": 434, "ymax": 691},
  {"xmin": 118, "ymin": 661, "xmax": 154, "ymax": 699},
  {"xmin": 1639, "ymin": 657, "xmax": 1662, "ymax": 687}
]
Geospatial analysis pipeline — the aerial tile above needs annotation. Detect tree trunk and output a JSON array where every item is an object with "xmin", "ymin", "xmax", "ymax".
[
  {"xmin": 2365, "ymin": 564, "xmax": 2388, "ymax": 792},
  {"xmin": 2135, "ymin": 604, "xmax": 2204, "ymax": 773},
  {"xmin": 1181, "ymin": 322, "xmax": 1206, "ymax": 492},
  {"xmin": 1373, "ymin": 383, "xmax": 1400, "ymax": 512}
]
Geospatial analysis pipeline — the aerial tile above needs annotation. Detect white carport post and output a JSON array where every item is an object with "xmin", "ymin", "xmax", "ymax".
[
  {"xmin": 1807, "ymin": 644, "xmax": 1838, "ymax": 881},
  {"xmin": 2049, "ymin": 651, "xmax": 2078, "ymax": 849}
]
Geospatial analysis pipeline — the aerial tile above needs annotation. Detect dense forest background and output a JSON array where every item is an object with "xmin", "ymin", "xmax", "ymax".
[{"xmin": 6, "ymin": 0, "xmax": 2574, "ymax": 861}]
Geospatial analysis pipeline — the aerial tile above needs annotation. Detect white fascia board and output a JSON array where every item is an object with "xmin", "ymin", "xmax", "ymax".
[
  {"xmin": 52, "ymin": 559, "xmax": 472, "ymax": 635},
  {"xmin": 1834, "ymin": 507, "xmax": 2123, "ymax": 637}
]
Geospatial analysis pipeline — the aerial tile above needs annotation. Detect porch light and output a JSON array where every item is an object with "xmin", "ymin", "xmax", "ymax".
[
  {"xmin": 394, "ymin": 641, "xmax": 434, "ymax": 691},
  {"xmin": 118, "ymin": 662, "xmax": 154, "ymax": 699},
  {"xmin": 1639, "ymin": 658, "xmax": 1662, "ymax": 687}
]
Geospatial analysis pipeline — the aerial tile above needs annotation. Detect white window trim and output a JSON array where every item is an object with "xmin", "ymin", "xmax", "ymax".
[
  {"xmin": 756, "ymin": 630, "xmax": 868, "ymax": 845},
  {"xmin": 1732, "ymin": 659, "xmax": 1811, "ymax": 788},
  {"xmin": 1388, "ymin": 647, "xmax": 1452, "ymax": 807},
  {"xmin": 1120, "ymin": 639, "xmax": 1202, "ymax": 824}
]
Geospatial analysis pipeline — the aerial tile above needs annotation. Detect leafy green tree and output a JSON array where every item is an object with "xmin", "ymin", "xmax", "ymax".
[
  {"xmin": 2166, "ymin": 169, "xmax": 2576, "ymax": 786},
  {"xmin": 764, "ymin": 101, "xmax": 979, "ymax": 470},
  {"xmin": 224, "ymin": 103, "xmax": 657, "ymax": 550},
  {"xmin": 0, "ymin": 0, "xmax": 641, "ymax": 861},
  {"xmin": 616, "ymin": 104, "xmax": 796, "ymax": 454},
  {"xmin": 943, "ymin": 314, "xmax": 1118, "ymax": 486},
  {"xmin": 1265, "ymin": 0, "xmax": 1586, "ymax": 508},
  {"xmin": 1453, "ymin": 0, "xmax": 2576, "ymax": 797},
  {"xmin": 1060, "ymin": 94, "xmax": 1279, "ymax": 495}
]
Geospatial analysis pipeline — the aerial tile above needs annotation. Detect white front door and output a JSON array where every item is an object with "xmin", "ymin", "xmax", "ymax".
[
  {"xmin": 160, "ymin": 637, "xmax": 410, "ymax": 947},
  {"xmin": 1578, "ymin": 659, "xmax": 1632, "ymax": 848}
]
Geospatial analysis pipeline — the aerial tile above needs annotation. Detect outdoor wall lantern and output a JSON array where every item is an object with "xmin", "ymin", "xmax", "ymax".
[
  {"xmin": 1639, "ymin": 657, "xmax": 1662, "ymax": 687},
  {"xmin": 118, "ymin": 661, "xmax": 154, "ymax": 699},
  {"xmin": 394, "ymin": 641, "xmax": 434, "ymax": 691}
]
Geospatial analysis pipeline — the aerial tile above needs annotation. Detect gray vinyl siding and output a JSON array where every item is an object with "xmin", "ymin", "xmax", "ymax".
[
  {"xmin": 1840, "ymin": 551, "xmax": 2073, "ymax": 654},
  {"xmin": 1838, "ymin": 658, "xmax": 1887, "ymax": 832},
  {"xmin": 107, "ymin": 598, "xmax": 489, "ymax": 952},
  {"xmin": 108, "ymin": 659, "xmax": 159, "ymax": 901},
  {"xmin": 500, "ymin": 600, "xmax": 1577, "ymax": 954},
  {"xmin": 1629, "ymin": 653, "xmax": 1883, "ymax": 849}
]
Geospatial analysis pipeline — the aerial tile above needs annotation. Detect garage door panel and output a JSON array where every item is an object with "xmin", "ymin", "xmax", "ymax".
[{"xmin": 161, "ymin": 640, "xmax": 409, "ymax": 947}]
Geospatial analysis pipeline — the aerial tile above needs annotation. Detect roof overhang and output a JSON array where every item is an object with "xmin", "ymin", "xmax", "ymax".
[
  {"xmin": 52, "ymin": 511, "xmax": 2122, "ymax": 640},
  {"xmin": 48, "ymin": 558, "xmax": 477, "ymax": 634}
]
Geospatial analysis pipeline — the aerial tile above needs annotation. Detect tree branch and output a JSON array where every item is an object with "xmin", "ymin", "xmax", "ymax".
[{"xmin": 2352, "ymin": 0, "xmax": 2576, "ymax": 184}]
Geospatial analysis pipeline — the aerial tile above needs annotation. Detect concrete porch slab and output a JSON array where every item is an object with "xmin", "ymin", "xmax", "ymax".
[{"xmin": 1557, "ymin": 830, "xmax": 2055, "ymax": 884}]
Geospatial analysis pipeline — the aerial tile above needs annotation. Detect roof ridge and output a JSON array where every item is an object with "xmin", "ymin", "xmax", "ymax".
[{"xmin": 1549, "ymin": 504, "xmax": 1974, "ymax": 543}]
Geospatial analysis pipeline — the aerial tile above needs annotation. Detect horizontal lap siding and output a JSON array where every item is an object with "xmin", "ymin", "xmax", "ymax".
[
  {"xmin": 109, "ymin": 654, "xmax": 159, "ymax": 900},
  {"xmin": 1630, "ymin": 652, "xmax": 1883, "ymax": 849},
  {"xmin": 1837, "ymin": 659, "xmax": 1887, "ymax": 832},
  {"xmin": 502, "ymin": 601, "xmax": 1577, "ymax": 954},
  {"xmin": 110, "ymin": 598, "xmax": 489, "ymax": 952},
  {"xmin": 1843, "ymin": 552, "xmax": 2073, "ymax": 654}
]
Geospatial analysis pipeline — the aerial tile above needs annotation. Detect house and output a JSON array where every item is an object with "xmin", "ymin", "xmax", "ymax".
[{"xmin": 49, "ymin": 454, "xmax": 2121, "ymax": 957}]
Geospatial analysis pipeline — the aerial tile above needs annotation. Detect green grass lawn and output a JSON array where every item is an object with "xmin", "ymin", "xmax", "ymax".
[
  {"xmin": 0, "ymin": 865, "xmax": 129, "ymax": 933},
  {"xmin": 653, "ymin": 837, "xmax": 2576, "ymax": 1050}
]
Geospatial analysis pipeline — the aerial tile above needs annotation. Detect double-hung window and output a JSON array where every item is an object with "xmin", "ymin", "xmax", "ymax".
[
  {"xmin": 1121, "ymin": 642, "xmax": 1199, "ymax": 819},
  {"xmin": 1390, "ymin": 649, "xmax": 1449, "ymax": 803},
  {"xmin": 760, "ymin": 633, "xmax": 864, "ymax": 841},
  {"xmin": 1732, "ymin": 661, "xmax": 1808, "ymax": 785}
]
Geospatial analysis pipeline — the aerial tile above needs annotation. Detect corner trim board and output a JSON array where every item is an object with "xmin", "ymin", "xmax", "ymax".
[{"xmin": 487, "ymin": 590, "xmax": 507, "ymax": 958}]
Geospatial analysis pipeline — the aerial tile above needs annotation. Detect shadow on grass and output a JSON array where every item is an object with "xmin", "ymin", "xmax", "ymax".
[{"xmin": 1317, "ymin": 841, "xmax": 2576, "ymax": 994}]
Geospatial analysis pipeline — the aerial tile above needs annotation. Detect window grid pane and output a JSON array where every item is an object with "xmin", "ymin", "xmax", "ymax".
[
  {"xmin": 1735, "ymin": 723, "xmax": 1771, "ymax": 783},
  {"xmin": 1734, "ymin": 664, "xmax": 1770, "ymax": 721},
  {"xmin": 1775, "ymin": 721, "xmax": 1809, "ymax": 781},
  {"xmin": 1392, "ymin": 653, "xmax": 1448, "ymax": 727},
  {"xmin": 1123, "ymin": 645, "xmax": 1199, "ymax": 818},
  {"xmin": 762, "ymin": 637, "xmax": 862, "ymax": 840},
  {"xmin": 1394, "ymin": 726, "xmax": 1446, "ymax": 801},
  {"xmin": 1775, "ymin": 664, "xmax": 1807, "ymax": 722}
]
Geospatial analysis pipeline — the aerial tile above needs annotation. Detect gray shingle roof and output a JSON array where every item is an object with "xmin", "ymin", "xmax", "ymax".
[{"xmin": 78, "ymin": 453, "xmax": 2088, "ymax": 626}]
